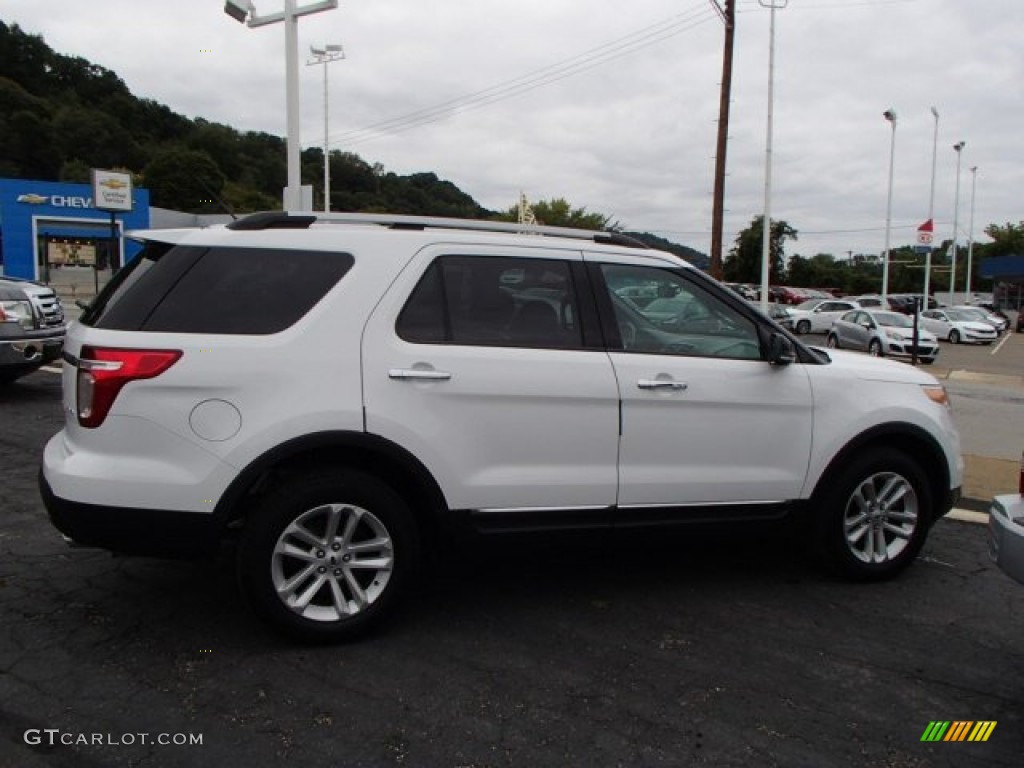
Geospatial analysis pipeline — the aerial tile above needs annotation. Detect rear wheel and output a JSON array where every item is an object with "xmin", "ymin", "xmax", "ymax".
[
  {"xmin": 238, "ymin": 469, "xmax": 419, "ymax": 642},
  {"xmin": 812, "ymin": 448, "xmax": 931, "ymax": 580}
]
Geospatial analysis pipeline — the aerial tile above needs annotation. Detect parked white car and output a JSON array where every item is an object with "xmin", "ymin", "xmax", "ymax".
[
  {"xmin": 826, "ymin": 310, "xmax": 939, "ymax": 364},
  {"xmin": 788, "ymin": 299, "xmax": 861, "ymax": 335},
  {"xmin": 39, "ymin": 211, "xmax": 965, "ymax": 642},
  {"xmin": 951, "ymin": 305, "xmax": 1008, "ymax": 334},
  {"xmin": 919, "ymin": 309, "xmax": 998, "ymax": 344}
]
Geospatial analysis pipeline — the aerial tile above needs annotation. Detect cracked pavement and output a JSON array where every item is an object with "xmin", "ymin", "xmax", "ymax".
[{"xmin": 1, "ymin": 369, "xmax": 1022, "ymax": 767}]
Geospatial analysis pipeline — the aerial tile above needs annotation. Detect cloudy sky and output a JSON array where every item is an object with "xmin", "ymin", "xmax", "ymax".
[{"xmin": 4, "ymin": 0, "xmax": 1023, "ymax": 259}]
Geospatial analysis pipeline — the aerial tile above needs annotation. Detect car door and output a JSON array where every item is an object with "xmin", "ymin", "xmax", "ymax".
[
  {"xmin": 812, "ymin": 301, "xmax": 854, "ymax": 332},
  {"xmin": 850, "ymin": 311, "xmax": 874, "ymax": 350},
  {"xmin": 833, "ymin": 311, "xmax": 857, "ymax": 349},
  {"xmin": 920, "ymin": 310, "xmax": 949, "ymax": 338},
  {"xmin": 588, "ymin": 255, "xmax": 814, "ymax": 510},
  {"xmin": 362, "ymin": 245, "xmax": 620, "ymax": 519}
]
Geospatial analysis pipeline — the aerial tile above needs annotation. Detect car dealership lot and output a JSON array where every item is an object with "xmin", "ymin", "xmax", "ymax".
[{"xmin": 1, "ymin": 370, "xmax": 1022, "ymax": 767}]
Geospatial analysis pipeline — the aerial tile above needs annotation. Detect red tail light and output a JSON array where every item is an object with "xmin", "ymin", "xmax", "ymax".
[{"xmin": 77, "ymin": 346, "xmax": 182, "ymax": 428}]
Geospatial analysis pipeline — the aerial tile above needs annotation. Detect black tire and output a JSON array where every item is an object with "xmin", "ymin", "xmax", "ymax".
[
  {"xmin": 920, "ymin": 358, "xmax": 935, "ymax": 365},
  {"xmin": 868, "ymin": 339, "xmax": 883, "ymax": 357},
  {"xmin": 796, "ymin": 319, "xmax": 811, "ymax": 335},
  {"xmin": 238, "ymin": 468, "xmax": 419, "ymax": 642},
  {"xmin": 812, "ymin": 448, "xmax": 932, "ymax": 581},
  {"xmin": 949, "ymin": 329, "xmax": 960, "ymax": 344},
  {"xmin": 826, "ymin": 334, "xmax": 839, "ymax": 349}
]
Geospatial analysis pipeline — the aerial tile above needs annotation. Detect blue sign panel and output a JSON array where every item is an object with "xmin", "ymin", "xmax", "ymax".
[{"xmin": 0, "ymin": 178, "xmax": 150, "ymax": 279}]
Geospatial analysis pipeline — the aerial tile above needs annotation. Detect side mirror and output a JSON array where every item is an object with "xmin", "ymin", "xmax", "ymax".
[{"xmin": 767, "ymin": 332, "xmax": 796, "ymax": 366}]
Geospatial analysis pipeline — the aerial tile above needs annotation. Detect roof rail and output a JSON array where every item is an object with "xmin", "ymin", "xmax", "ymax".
[{"xmin": 224, "ymin": 211, "xmax": 649, "ymax": 248}]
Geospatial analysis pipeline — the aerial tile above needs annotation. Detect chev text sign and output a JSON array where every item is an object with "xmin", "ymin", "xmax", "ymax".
[
  {"xmin": 16, "ymin": 193, "xmax": 95, "ymax": 209},
  {"xmin": 52, "ymin": 195, "xmax": 95, "ymax": 209}
]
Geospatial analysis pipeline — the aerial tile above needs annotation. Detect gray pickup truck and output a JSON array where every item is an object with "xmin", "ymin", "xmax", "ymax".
[{"xmin": 0, "ymin": 276, "xmax": 66, "ymax": 385}]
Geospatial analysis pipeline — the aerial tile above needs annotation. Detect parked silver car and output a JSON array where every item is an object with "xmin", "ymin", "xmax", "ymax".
[
  {"xmin": 826, "ymin": 309, "xmax": 938, "ymax": 364},
  {"xmin": 0, "ymin": 277, "xmax": 66, "ymax": 385},
  {"xmin": 988, "ymin": 458, "xmax": 1024, "ymax": 585}
]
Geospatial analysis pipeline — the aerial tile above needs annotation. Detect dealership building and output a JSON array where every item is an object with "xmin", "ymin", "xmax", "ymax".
[{"xmin": 0, "ymin": 178, "xmax": 156, "ymax": 280}]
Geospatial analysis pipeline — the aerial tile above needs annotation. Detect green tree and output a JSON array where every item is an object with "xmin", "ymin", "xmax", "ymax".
[
  {"xmin": 495, "ymin": 197, "xmax": 614, "ymax": 230},
  {"xmin": 143, "ymin": 148, "xmax": 225, "ymax": 212},
  {"xmin": 982, "ymin": 222, "xmax": 1024, "ymax": 258},
  {"xmin": 723, "ymin": 216, "xmax": 797, "ymax": 284}
]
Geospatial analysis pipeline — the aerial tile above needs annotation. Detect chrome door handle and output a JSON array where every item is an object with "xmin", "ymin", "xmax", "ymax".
[
  {"xmin": 637, "ymin": 379, "xmax": 687, "ymax": 391},
  {"xmin": 388, "ymin": 369, "xmax": 452, "ymax": 381}
]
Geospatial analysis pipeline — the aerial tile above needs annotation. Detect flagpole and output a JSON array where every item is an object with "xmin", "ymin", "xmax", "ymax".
[{"xmin": 923, "ymin": 107, "xmax": 939, "ymax": 308}]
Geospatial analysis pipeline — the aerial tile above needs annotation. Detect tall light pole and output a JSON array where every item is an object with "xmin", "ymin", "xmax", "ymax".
[
  {"xmin": 923, "ymin": 107, "xmax": 939, "ymax": 307},
  {"xmin": 759, "ymin": 0, "xmax": 788, "ymax": 313},
  {"xmin": 308, "ymin": 43, "xmax": 344, "ymax": 212},
  {"xmin": 949, "ymin": 140, "xmax": 965, "ymax": 301},
  {"xmin": 881, "ymin": 109, "xmax": 897, "ymax": 303},
  {"xmin": 224, "ymin": 0, "xmax": 339, "ymax": 212},
  {"xmin": 966, "ymin": 165, "xmax": 978, "ymax": 300}
]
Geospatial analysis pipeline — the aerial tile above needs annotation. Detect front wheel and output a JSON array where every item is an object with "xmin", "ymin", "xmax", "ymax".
[
  {"xmin": 868, "ymin": 339, "xmax": 883, "ymax": 357},
  {"xmin": 238, "ymin": 469, "xmax": 419, "ymax": 642},
  {"xmin": 796, "ymin": 319, "xmax": 811, "ymax": 335},
  {"xmin": 812, "ymin": 448, "xmax": 932, "ymax": 581},
  {"xmin": 826, "ymin": 334, "xmax": 839, "ymax": 349},
  {"xmin": 949, "ymin": 329, "xmax": 961, "ymax": 344}
]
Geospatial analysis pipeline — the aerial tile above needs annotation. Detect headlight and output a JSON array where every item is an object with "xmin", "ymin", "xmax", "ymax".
[
  {"xmin": 0, "ymin": 300, "xmax": 35, "ymax": 330},
  {"xmin": 885, "ymin": 329, "xmax": 903, "ymax": 340}
]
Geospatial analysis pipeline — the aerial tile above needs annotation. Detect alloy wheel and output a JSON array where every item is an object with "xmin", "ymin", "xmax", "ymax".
[
  {"xmin": 842, "ymin": 471, "xmax": 918, "ymax": 564},
  {"xmin": 271, "ymin": 503, "xmax": 394, "ymax": 622}
]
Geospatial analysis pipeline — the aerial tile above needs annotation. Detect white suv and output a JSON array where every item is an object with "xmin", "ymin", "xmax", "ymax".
[{"xmin": 41, "ymin": 212, "xmax": 963, "ymax": 641}]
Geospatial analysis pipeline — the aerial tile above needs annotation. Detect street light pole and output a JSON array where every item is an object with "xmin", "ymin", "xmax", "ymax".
[
  {"xmin": 881, "ymin": 109, "xmax": 897, "ymax": 303},
  {"xmin": 923, "ymin": 107, "xmax": 938, "ymax": 307},
  {"xmin": 966, "ymin": 165, "xmax": 978, "ymax": 300},
  {"xmin": 224, "ymin": 0, "xmax": 339, "ymax": 212},
  {"xmin": 758, "ymin": 0, "xmax": 788, "ymax": 313},
  {"xmin": 949, "ymin": 141, "xmax": 965, "ymax": 301},
  {"xmin": 308, "ymin": 44, "xmax": 344, "ymax": 212}
]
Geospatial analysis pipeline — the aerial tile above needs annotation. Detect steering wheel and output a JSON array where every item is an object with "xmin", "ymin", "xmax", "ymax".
[{"xmin": 660, "ymin": 341, "xmax": 697, "ymax": 355}]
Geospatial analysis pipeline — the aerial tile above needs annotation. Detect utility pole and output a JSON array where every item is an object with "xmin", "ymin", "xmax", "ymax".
[{"xmin": 709, "ymin": 0, "xmax": 735, "ymax": 280}]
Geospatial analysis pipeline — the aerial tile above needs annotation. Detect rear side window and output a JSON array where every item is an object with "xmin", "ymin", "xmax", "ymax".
[
  {"xmin": 86, "ymin": 243, "xmax": 352, "ymax": 334},
  {"xmin": 396, "ymin": 255, "xmax": 583, "ymax": 350}
]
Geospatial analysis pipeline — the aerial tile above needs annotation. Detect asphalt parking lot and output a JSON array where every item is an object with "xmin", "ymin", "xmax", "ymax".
[{"xmin": 1, "ymin": 368, "xmax": 1022, "ymax": 767}]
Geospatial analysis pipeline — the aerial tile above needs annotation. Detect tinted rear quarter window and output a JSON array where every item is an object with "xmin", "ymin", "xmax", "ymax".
[{"xmin": 89, "ymin": 243, "xmax": 352, "ymax": 334}]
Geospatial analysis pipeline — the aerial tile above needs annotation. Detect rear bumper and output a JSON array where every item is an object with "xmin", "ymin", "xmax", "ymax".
[
  {"xmin": 0, "ymin": 328, "xmax": 63, "ymax": 369},
  {"xmin": 40, "ymin": 469, "xmax": 223, "ymax": 559}
]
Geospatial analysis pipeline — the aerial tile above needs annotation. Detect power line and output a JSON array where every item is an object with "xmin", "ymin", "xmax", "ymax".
[{"xmin": 329, "ymin": 4, "xmax": 718, "ymax": 147}]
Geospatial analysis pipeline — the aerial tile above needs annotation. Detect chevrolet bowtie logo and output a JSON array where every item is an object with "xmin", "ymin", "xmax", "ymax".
[{"xmin": 16, "ymin": 194, "xmax": 49, "ymax": 205}]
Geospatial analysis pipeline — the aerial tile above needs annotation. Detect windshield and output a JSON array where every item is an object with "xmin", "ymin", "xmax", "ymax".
[
  {"xmin": 794, "ymin": 299, "xmax": 824, "ymax": 311},
  {"xmin": 956, "ymin": 308, "xmax": 987, "ymax": 319},
  {"xmin": 873, "ymin": 311, "xmax": 912, "ymax": 328},
  {"xmin": 947, "ymin": 309, "xmax": 982, "ymax": 322}
]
